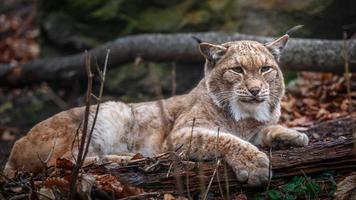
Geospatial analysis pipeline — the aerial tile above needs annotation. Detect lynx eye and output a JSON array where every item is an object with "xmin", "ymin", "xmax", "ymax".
[
  {"xmin": 231, "ymin": 67, "xmax": 244, "ymax": 74},
  {"xmin": 261, "ymin": 66, "xmax": 272, "ymax": 73}
]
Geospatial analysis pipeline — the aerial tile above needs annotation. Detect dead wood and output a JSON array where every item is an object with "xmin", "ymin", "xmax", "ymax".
[
  {"xmin": 0, "ymin": 117, "xmax": 354, "ymax": 199},
  {"xmin": 69, "ymin": 50, "xmax": 109, "ymax": 199},
  {"xmin": 92, "ymin": 117, "xmax": 355, "ymax": 194},
  {"xmin": 1, "ymin": 32, "xmax": 356, "ymax": 85}
]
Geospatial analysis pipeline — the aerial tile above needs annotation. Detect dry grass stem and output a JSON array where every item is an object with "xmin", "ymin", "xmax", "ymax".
[
  {"xmin": 36, "ymin": 134, "xmax": 58, "ymax": 167},
  {"xmin": 265, "ymin": 147, "xmax": 273, "ymax": 198},
  {"xmin": 68, "ymin": 49, "xmax": 110, "ymax": 199},
  {"xmin": 342, "ymin": 32, "xmax": 355, "ymax": 154},
  {"xmin": 171, "ymin": 62, "xmax": 176, "ymax": 96},
  {"xmin": 69, "ymin": 51, "xmax": 93, "ymax": 199},
  {"xmin": 215, "ymin": 128, "xmax": 225, "ymax": 199},
  {"xmin": 223, "ymin": 162, "xmax": 230, "ymax": 198},
  {"xmin": 185, "ymin": 118, "xmax": 196, "ymax": 200},
  {"xmin": 203, "ymin": 160, "xmax": 221, "ymax": 200},
  {"xmin": 82, "ymin": 49, "xmax": 110, "ymax": 160},
  {"xmin": 119, "ymin": 192, "xmax": 161, "ymax": 200},
  {"xmin": 41, "ymin": 83, "xmax": 68, "ymax": 110}
]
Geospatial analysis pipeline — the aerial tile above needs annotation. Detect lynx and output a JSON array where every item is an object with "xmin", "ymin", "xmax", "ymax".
[{"xmin": 4, "ymin": 33, "xmax": 308, "ymax": 186}]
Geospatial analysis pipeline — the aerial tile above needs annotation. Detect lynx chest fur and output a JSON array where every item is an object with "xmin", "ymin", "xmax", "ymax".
[{"xmin": 4, "ymin": 34, "xmax": 309, "ymax": 186}]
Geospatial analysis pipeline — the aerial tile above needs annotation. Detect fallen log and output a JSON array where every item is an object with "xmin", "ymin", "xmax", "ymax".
[
  {"xmin": 92, "ymin": 117, "xmax": 356, "ymax": 194},
  {"xmin": 1, "ymin": 32, "xmax": 355, "ymax": 85},
  {"xmin": 0, "ymin": 117, "xmax": 354, "ymax": 199}
]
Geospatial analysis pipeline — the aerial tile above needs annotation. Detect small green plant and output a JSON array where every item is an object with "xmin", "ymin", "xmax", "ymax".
[{"xmin": 254, "ymin": 175, "xmax": 325, "ymax": 200}]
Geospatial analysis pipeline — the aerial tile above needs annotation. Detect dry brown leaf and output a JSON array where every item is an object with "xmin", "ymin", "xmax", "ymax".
[
  {"xmin": 44, "ymin": 177, "xmax": 70, "ymax": 190},
  {"xmin": 1, "ymin": 130, "xmax": 16, "ymax": 141},
  {"xmin": 231, "ymin": 193, "xmax": 248, "ymax": 200},
  {"xmin": 334, "ymin": 174, "xmax": 356, "ymax": 200},
  {"xmin": 281, "ymin": 73, "xmax": 356, "ymax": 127},
  {"xmin": 95, "ymin": 174, "xmax": 123, "ymax": 196},
  {"xmin": 163, "ymin": 193, "xmax": 188, "ymax": 200},
  {"xmin": 38, "ymin": 187, "xmax": 55, "ymax": 200},
  {"xmin": 77, "ymin": 174, "xmax": 96, "ymax": 200},
  {"xmin": 302, "ymin": 98, "xmax": 318, "ymax": 107},
  {"xmin": 316, "ymin": 108, "xmax": 330, "ymax": 119},
  {"xmin": 164, "ymin": 194, "xmax": 176, "ymax": 200},
  {"xmin": 94, "ymin": 174, "xmax": 143, "ymax": 198},
  {"xmin": 131, "ymin": 153, "xmax": 144, "ymax": 160},
  {"xmin": 340, "ymin": 99, "xmax": 349, "ymax": 112},
  {"xmin": 286, "ymin": 116, "xmax": 311, "ymax": 127},
  {"xmin": 121, "ymin": 184, "xmax": 145, "ymax": 197},
  {"xmin": 55, "ymin": 158, "xmax": 74, "ymax": 170},
  {"xmin": 9, "ymin": 186, "xmax": 23, "ymax": 193}
]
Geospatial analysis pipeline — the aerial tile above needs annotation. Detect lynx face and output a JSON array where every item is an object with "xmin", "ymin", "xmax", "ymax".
[{"xmin": 199, "ymin": 36, "xmax": 289, "ymax": 122}]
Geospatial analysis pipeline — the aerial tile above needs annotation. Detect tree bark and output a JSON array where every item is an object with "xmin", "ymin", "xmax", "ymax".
[
  {"xmin": 1, "ymin": 32, "xmax": 355, "ymax": 85},
  {"xmin": 96, "ymin": 117, "xmax": 355, "ymax": 194}
]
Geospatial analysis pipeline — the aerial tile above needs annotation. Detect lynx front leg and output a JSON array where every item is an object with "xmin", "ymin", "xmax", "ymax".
[
  {"xmin": 256, "ymin": 125, "xmax": 309, "ymax": 147},
  {"xmin": 165, "ymin": 127, "xmax": 270, "ymax": 186}
]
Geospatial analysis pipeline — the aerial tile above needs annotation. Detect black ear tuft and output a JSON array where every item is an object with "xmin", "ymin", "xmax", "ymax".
[
  {"xmin": 192, "ymin": 36, "xmax": 202, "ymax": 44},
  {"xmin": 286, "ymin": 25, "xmax": 303, "ymax": 36},
  {"xmin": 265, "ymin": 25, "xmax": 303, "ymax": 61}
]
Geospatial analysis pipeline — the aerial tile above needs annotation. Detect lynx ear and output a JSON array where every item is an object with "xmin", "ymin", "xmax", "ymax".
[
  {"xmin": 199, "ymin": 42, "xmax": 227, "ymax": 62},
  {"xmin": 265, "ymin": 34, "xmax": 289, "ymax": 61}
]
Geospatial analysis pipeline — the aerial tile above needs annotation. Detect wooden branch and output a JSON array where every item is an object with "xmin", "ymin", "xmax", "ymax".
[
  {"xmin": 1, "ymin": 118, "xmax": 354, "ymax": 199},
  {"xmin": 69, "ymin": 51, "xmax": 93, "ymax": 199},
  {"xmin": 1, "ymin": 32, "xmax": 356, "ymax": 85},
  {"xmin": 92, "ymin": 117, "xmax": 355, "ymax": 194},
  {"xmin": 69, "ymin": 50, "xmax": 109, "ymax": 199}
]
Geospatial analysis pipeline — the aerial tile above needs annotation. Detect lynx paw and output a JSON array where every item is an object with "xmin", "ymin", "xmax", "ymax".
[
  {"xmin": 289, "ymin": 131, "xmax": 309, "ymax": 146},
  {"xmin": 264, "ymin": 126, "xmax": 309, "ymax": 147},
  {"xmin": 228, "ymin": 148, "xmax": 270, "ymax": 186}
]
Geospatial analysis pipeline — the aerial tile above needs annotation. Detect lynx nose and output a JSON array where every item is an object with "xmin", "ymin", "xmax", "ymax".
[{"xmin": 248, "ymin": 87, "xmax": 260, "ymax": 96}]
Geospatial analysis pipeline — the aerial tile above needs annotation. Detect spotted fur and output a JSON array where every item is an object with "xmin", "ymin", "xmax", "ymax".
[{"xmin": 4, "ymin": 35, "xmax": 308, "ymax": 186}]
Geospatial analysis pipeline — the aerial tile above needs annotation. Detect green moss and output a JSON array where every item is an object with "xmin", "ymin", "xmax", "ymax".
[
  {"xmin": 38, "ymin": 0, "xmax": 239, "ymax": 50},
  {"xmin": 0, "ymin": 101, "xmax": 13, "ymax": 113}
]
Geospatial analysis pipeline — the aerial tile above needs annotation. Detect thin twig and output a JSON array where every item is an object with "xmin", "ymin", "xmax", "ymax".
[
  {"xmin": 70, "ymin": 122, "xmax": 82, "ymax": 162},
  {"xmin": 203, "ymin": 160, "xmax": 221, "ymax": 200},
  {"xmin": 118, "ymin": 192, "xmax": 160, "ymax": 200},
  {"xmin": 265, "ymin": 147, "xmax": 273, "ymax": 198},
  {"xmin": 197, "ymin": 132, "xmax": 206, "ymax": 195},
  {"xmin": 41, "ymin": 83, "xmax": 68, "ymax": 110},
  {"xmin": 300, "ymin": 169, "xmax": 318, "ymax": 198},
  {"xmin": 185, "ymin": 118, "xmax": 195, "ymax": 200},
  {"xmin": 69, "ymin": 50, "xmax": 110, "ymax": 199},
  {"xmin": 35, "ymin": 192, "xmax": 53, "ymax": 200},
  {"xmin": 343, "ymin": 32, "xmax": 355, "ymax": 155},
  {"xmin": 223, "ymin": 162, "xmax": 230, "ymax": 198},
  {"xmin": 215, "ymin": 128, "xmax": 225, "ymax": 199},
  {"xmin": 0, "ymin": 172, "xmax": 10, "ymax": 182},
  {"xmin": 82, "ymin": 49, "xmax": 110, "ymax": 160},
  {"xmin": 171, "ymin": 62, "xmax": 176, "ymax": 96},
  {"xmin": 29, "ymin": 176, "xmax": 39, "ymax": 200},
  {"xmin": 186, "ymin": 118, "xmax": 196, "ymax": 158},
  {"xmin": 166, "ymin": 162, "xmax": 174, "ymax": 178},
  {"xmin": 165, "ymin": 145, "xmax": 184, "ymax": 178},
  {"xmin": 69, "ymin": 51, "xmax": 94, "ymax": 200},
  {"xmin": 36, "ymin": 133, "xmax": 58, "ymax": 167}
]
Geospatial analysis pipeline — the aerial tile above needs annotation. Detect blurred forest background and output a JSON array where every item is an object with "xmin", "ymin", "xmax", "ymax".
[{"xmin": 0, "ymin": 0, "xmax": 355, "ymax": 199}]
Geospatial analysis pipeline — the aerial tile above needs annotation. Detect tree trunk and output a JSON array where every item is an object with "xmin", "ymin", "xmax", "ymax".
[{"xmin": 1, "ymin": 32, "xmax": 355, "ymax": 85}]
